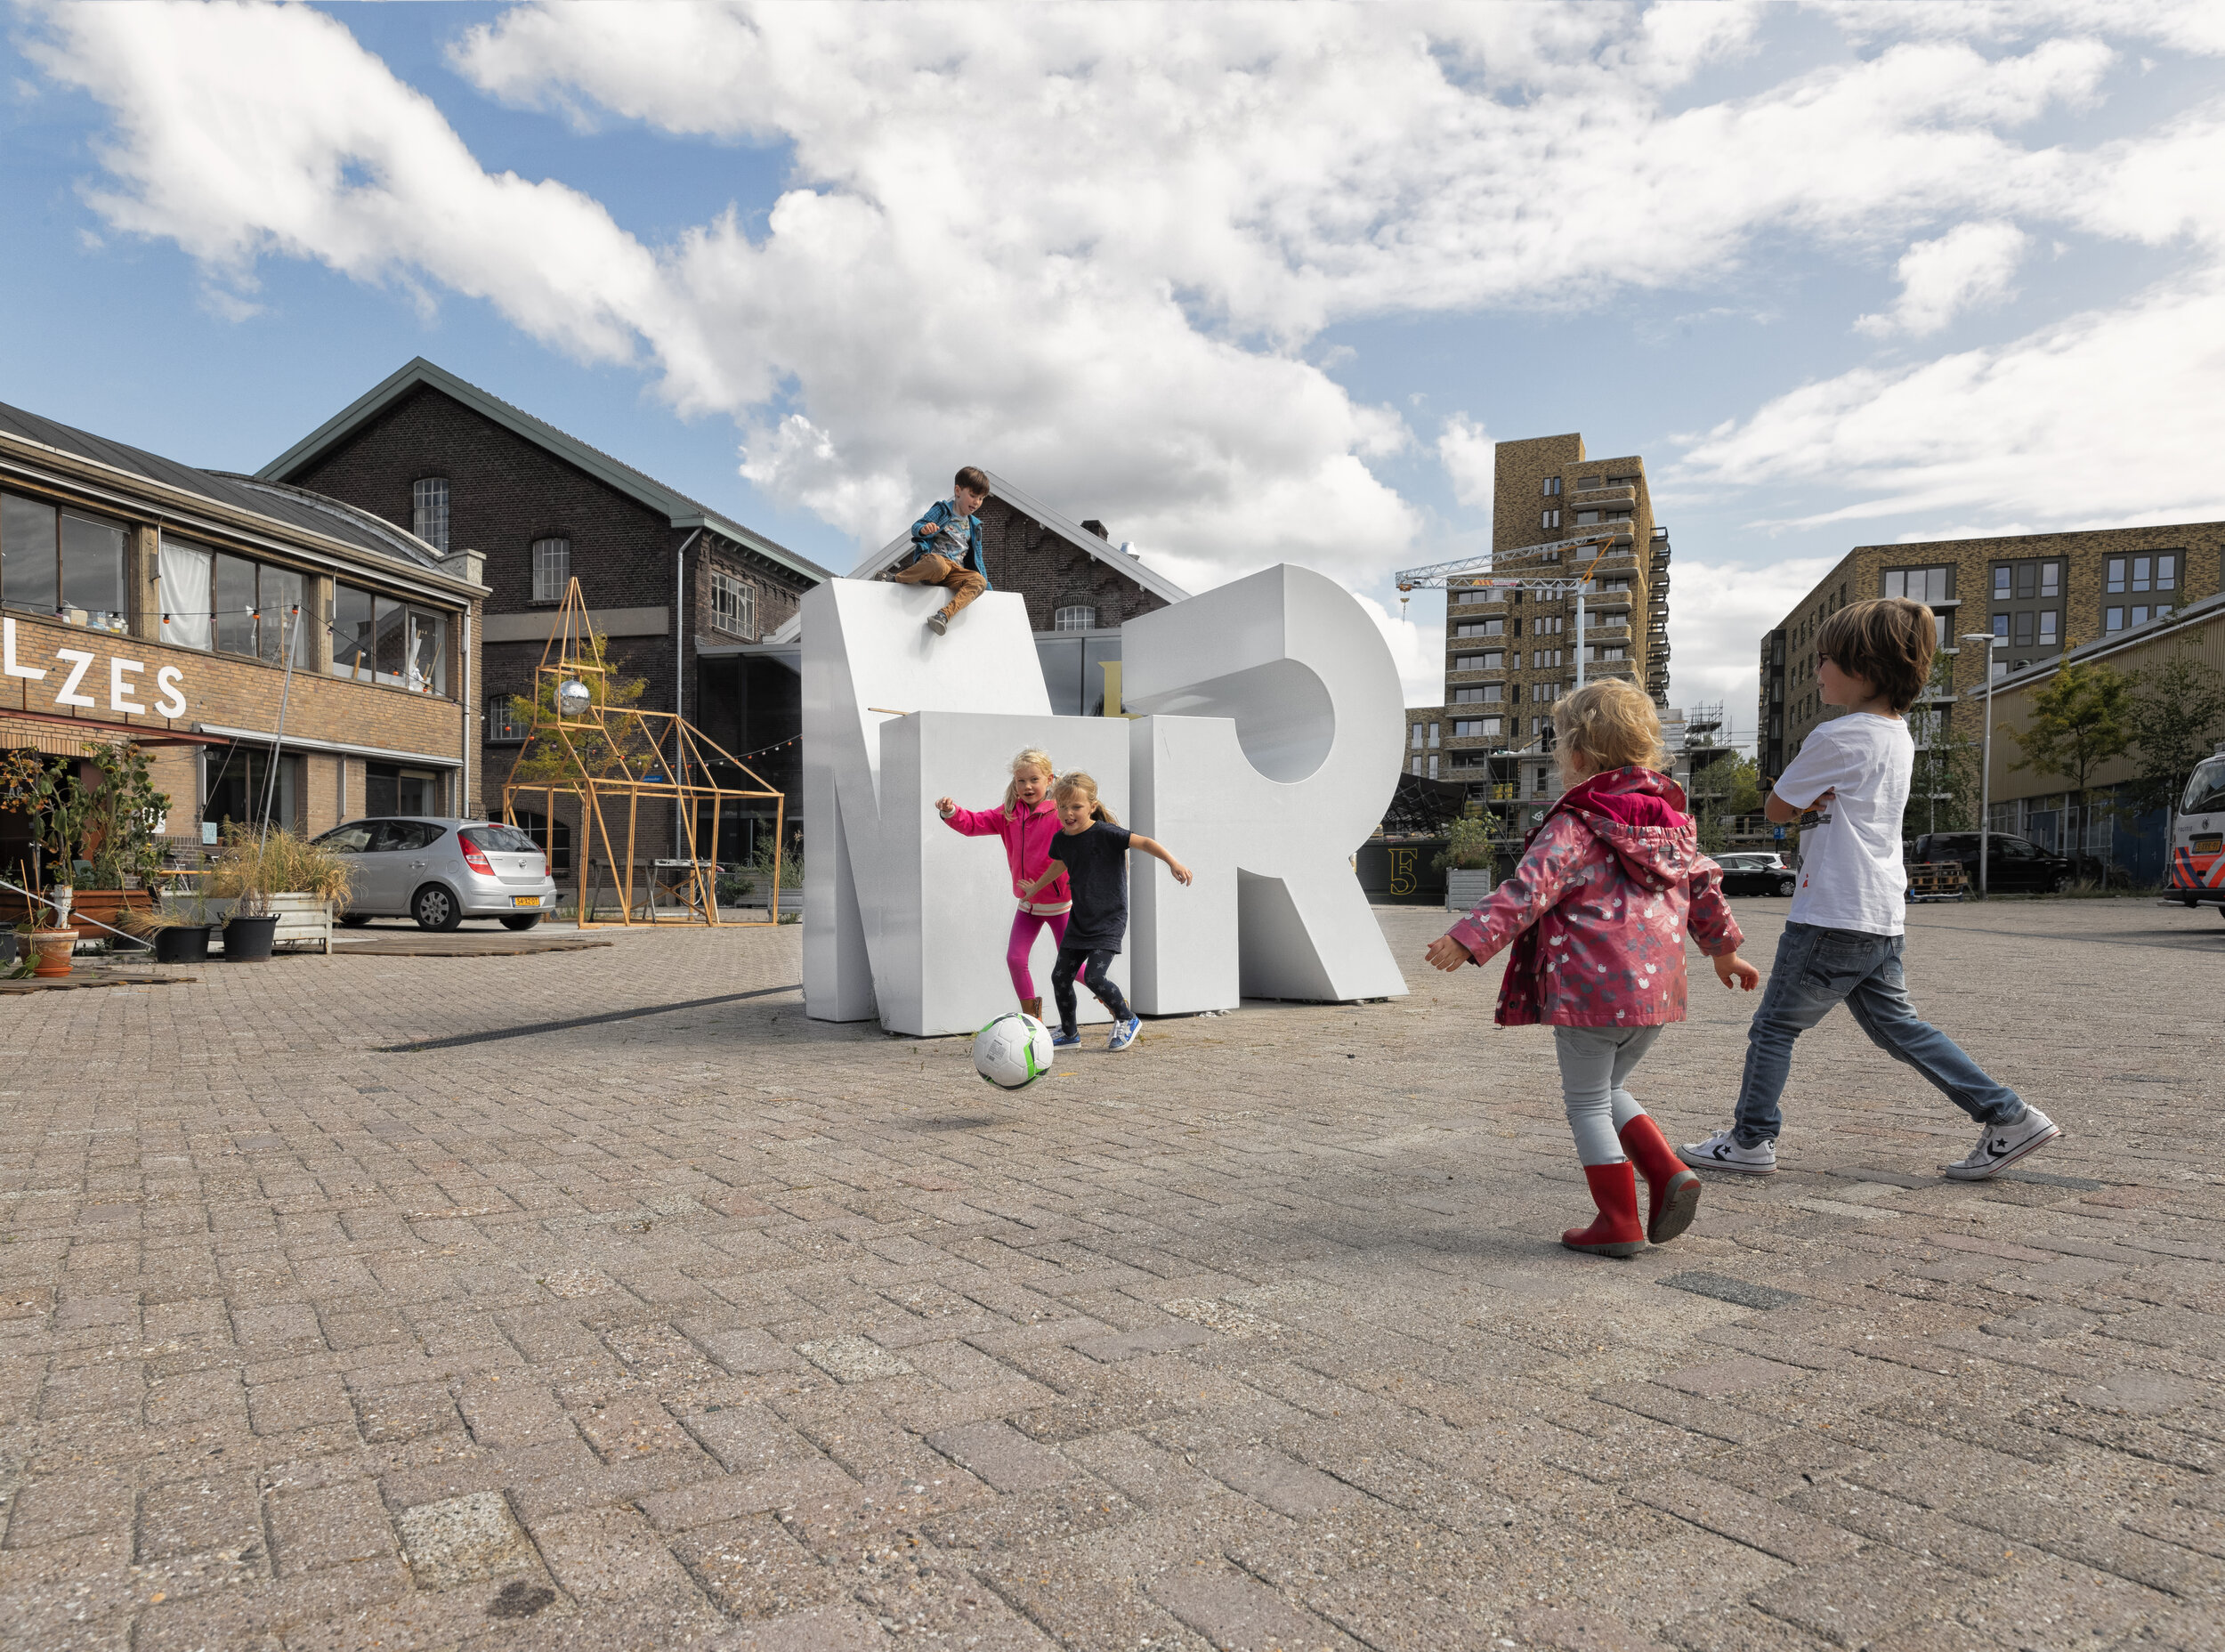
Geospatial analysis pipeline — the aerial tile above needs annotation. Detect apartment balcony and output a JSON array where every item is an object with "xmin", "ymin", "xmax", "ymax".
[{"xmin": 1570, "ymin": 485, "xmax": 1637, "ymax": 508}]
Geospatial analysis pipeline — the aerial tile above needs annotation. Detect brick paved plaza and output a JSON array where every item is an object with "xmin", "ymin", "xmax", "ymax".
[{"xmin": 4, "ymin": 898, "xmax": 2222, "ymax": 1651}]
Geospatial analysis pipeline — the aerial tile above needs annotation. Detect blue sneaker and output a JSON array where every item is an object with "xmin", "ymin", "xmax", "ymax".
[
  {"xmin": 1107, "ymin": 1016, "xmax": 1141, "ymax": 1052},
  {"xmin": 1050, "ymin": 1029, "xmax": 1081, "ymax": 1049}
]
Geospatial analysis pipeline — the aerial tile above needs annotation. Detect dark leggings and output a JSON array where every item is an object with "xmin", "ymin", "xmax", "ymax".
[{"xmin": 1050, "ymin": 944, "xmax": 1130, "ymax": 1034}]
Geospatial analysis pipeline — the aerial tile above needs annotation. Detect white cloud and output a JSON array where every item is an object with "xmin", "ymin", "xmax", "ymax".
[
  {"xmin": 1663, "ymin": 555, "xmax": 1843, "ymax": 742},
  {"xmin": 1855, "ymin": 221, "xmax": 2029, "ymax": 336},
  {"xmin": 22, "ymin": 0, "xmax": 2225, "ymax": 692},
  {"xmin": 1352, "ymin": 592, "xmax": 1448, "ymax": 709},
  {"xmin": 1436, "ymin": 416, "xmax": 1496, "ymax": 513},
  {"xmin": 1683, "ymin": 271, "xmax": 2225, "ymax": 532}
]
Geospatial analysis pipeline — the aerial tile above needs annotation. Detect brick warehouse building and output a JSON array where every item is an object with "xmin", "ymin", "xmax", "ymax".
[
  {"xmin": 259, "ymin": 359, "xmax": 832, "ymax": 870},
  {"xmin": 1757, "ymin": 522, "xmax": 2225, "ymax": 782},
  {"xmin": 0, "ymin": 400, "xmax": 484, "ymax": 858}
]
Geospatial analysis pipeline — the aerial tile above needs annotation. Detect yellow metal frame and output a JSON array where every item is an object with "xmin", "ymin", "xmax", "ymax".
[{"xmin": 497, "ymin": 579, "xmax": 786, "ymax": 927}]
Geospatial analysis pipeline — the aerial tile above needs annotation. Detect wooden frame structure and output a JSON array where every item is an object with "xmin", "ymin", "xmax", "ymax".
[{"xmin": 498, "ymin": 579, "xmax": 785, "ymax": 927}]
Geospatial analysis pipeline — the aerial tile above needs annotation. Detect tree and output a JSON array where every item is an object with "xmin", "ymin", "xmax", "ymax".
[
  {"xmin": 2124, "ymin": 647, "xmax": 2225, "ymax": 820},
  {"xmin": 2004, "ymin": 660, "xmax": 2133, "ymax": 862},
  {"xmin": 501, "ymin": 630, "xmax": 658, "ymax": 789},
  {"xmin": 1688, "ymin": 751, "xmax": 1765, "ymax": 852}
]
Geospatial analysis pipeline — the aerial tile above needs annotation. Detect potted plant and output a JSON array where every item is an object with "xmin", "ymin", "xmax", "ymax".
[
  {"xmin": 203, "ymin": 825, "xmax": 350, "ymax": 958},
  {"xmin": 1436, "ymin": 817, "xmax": 1500, "ymax": 913},
  {"xmin": 120, "ymin": 904, "xmax": 214, "ymax": 965}
]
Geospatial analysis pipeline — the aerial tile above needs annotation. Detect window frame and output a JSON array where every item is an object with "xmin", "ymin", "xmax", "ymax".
[
  {"xmin": 708, "ymin": 566, "xmax": 756, "ymax": 637},
  {"xmin": 1052, "ymin": 603, "xmax": 1096, "ymax": 633},
  {"xmin": 411, "ymin": 477, "xmax": 450, "ymax": 553},
  {"xmin": 530, "ymin": 537, "xmax": 570, "ymax": 603}
]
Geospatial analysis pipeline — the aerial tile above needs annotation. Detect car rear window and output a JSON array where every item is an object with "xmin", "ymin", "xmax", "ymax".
[{"xmin": 465, "ymin": 823, "xmax": 539, "ymax": 853}]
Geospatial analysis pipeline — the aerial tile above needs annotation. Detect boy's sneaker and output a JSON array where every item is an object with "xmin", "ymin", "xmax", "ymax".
[
  {"xmin": 1941, "ymin": 1107, "xmax": 2061, "ymax": 1180},
  {"xmin": 1107, "ymin": 1016, "xmax": 1141, "ymax": 1052},
  {"xmin": 1678, "ymin": 1129, "xmax": 1777, "ymax": 1176},
  {"xmin": 1050, "ymin": 1029, "xmax": 1081, "ymax": 1049},
  {"xmin": 927, "ymin": 611, "xmax": 950, "ymax": 636}
]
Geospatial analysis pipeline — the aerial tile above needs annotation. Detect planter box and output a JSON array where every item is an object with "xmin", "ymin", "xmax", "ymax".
[
  {"xmin": 197, "ymin": 895, "xmax": 334, "ymax": 955},
  {"xmin": 1445, "ymin": 870, "xmax": 1497, "ymax": 912},
  {"xmin": 0, "ymin": 890, "xmax": 150, "ymax": 935}
]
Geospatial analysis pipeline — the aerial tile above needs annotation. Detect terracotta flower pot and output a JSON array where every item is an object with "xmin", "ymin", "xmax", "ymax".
[{"xmin": 17, "ymin": 929, "xmax": 79, "ymax": 977}]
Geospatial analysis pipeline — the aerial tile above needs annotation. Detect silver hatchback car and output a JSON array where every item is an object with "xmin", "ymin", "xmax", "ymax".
[{"xmin": 312, "ymin": 816, "xmax": 560, "ymax": 932}]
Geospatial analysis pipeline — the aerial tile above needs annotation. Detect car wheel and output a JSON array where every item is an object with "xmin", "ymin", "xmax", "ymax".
[
  {"xmin": 499, "ymin": 914, "xmax": 542, "ymax": 932},
  {"xmin": 1776, "ymin": 878, "xmax": 1796, "ymax": 896},
  {"xmin": 412, "ymin": 884, "xmax": 464, "ymax": 933},
  {"xmin": 2049, "ymin": 872, "xmax": 2072, "ymax": 895},
  {"xmin": 336, "ymin": 911, "xmax": 373, "ymax": 927}
]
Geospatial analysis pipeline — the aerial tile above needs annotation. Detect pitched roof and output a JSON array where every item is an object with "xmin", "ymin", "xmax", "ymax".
[
  {"xmin": 257, "ymin": 357, "xmax": 832, "ymax": 583},
  {"xmin": 849, "ymin": 467, "xmax": 1190, "ymax": 606},
  {"xmin": 0, "ymin": 400, "xmax": 450, "ymax": 574}
]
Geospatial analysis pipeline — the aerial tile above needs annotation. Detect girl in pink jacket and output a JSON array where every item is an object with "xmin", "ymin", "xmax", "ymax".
[
  {"xmin": 1427, "ymin": 681, "xmax": 1759, "ymax": 1258},
  {"xmin": 935, "ymin": 747, "xmax": 1070, "ymax": 1024}
]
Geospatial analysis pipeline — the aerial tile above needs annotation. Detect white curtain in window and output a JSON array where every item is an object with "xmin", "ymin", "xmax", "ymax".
[{"xmin": 158, "ymin": 539, "xmax": 213, "ymax": 651}]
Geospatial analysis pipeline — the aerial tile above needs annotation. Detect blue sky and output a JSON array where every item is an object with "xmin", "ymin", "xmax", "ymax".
[{"xmin": 6, "ymin": 2, "xmax": 2224, "ymax": 738}]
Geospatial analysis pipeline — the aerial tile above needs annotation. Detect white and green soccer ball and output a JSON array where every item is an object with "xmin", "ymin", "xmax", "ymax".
[{"xmin": 971, "ymin": 1012, "xmax": 1054, "ymax": 1089}]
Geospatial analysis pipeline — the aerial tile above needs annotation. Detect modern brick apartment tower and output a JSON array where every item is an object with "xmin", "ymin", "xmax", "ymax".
[
  {"xmin": 1435, "ymin": 433, "xmax": 1671, "ymax": 799},
  {"xmin": 1757, "ymin": 522, "xmax": 2225, "ymax": 781}
]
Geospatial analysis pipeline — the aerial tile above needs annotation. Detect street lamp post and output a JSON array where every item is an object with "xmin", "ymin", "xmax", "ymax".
[{"xmin": 1962, "ymin": 633, "xmax": 2004, "ymax": 896}]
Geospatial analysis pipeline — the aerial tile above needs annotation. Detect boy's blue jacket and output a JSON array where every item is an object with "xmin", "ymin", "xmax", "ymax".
[{"xmin": 907, "ymin": 499, "xmax": 991, "ymax": 588}]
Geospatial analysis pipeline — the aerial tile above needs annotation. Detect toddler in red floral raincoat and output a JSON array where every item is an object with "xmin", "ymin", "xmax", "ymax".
[{"xmin": 1426, "ymin": 680, "xmax": 1760, "ymax": 1257}]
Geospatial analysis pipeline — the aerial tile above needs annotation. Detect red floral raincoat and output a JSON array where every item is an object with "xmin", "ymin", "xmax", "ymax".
[{"xmin": 1444, "ymin": 765, "xmax": 1744, "ymax": 1027}]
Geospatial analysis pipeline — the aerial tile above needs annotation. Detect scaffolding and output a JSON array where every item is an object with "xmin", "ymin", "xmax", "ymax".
[{"xmin": 497, "ymin": 579, "xmax": 786, "ymax": 927}]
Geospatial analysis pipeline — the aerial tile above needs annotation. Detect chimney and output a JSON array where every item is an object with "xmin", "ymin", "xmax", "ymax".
[{"xmin": 1080, "ymin": 519, "xmax": 1111, "ymax": 540}]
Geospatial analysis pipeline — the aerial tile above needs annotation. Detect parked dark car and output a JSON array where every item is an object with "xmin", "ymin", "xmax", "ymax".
[
  {"xmin": 1713, "ymin": 852, "xmax": 1797, "ymax": 897},
  {"xmin": 1908, "ymin": 832, "xmax": 2078, "ymax": 894}
]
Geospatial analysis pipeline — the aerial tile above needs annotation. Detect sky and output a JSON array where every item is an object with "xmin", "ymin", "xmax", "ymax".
[{"xmin": 6, "ymin": 1, "xmax": 2225, "ymax": 747}]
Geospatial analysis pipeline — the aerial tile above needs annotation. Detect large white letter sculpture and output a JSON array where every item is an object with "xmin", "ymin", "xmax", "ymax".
[
  {"xmin": 802, "ymin": 580, "xmax": 1130, "ymax": 1036},
  {"xmin": 1122, "ymin": 563, "xmax": 1409, "ymax": 1009},
  {"xmin": 803, "ymin": 565, "xmax": 1406, "ymax": 1035}
]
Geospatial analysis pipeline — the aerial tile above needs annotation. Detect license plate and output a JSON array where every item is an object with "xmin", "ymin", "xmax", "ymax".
[
  {"xmin": 512, "ymin": 895, "xmax": 543, "ymax": 908},
  {"xmin": 2196, "ymin": 835, "xmax": 2223, "ymax": 854}
]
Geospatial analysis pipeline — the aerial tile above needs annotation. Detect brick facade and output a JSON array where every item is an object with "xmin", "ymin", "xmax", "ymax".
[
  {"xmin": 270, "ymin": 375, "xmax": 821, "ymax": 854},
  {"xmin": 975, "ymin": 500, "xmax": 1171, "ymax": 633},
  {"xmin": 1758, "ymin": 522, "xmax": 2225, "ymax": 781},
  {"xmin": 1438, "ymin": 433, "xmax": 1671, "ymax": 793}
]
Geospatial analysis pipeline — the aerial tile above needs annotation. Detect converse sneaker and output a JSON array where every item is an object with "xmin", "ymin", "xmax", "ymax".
[
  {"xmin": 1107, "ymin": 1015, "xmax": 1142, "ymax": 1052},
  {"xmin": 1941, "ymin": 1107, "xmax": 2061, "ymax": 1181},
  {"xmin": 1678, "ymin": 1129, "xmax": 1778, "ymax": 1176}
]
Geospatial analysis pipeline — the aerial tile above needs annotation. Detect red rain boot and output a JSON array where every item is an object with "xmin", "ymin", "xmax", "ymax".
[
  {"xmin": 1562, "ymin": 1162, "xmax": 1646, "ymax": 1258},
  {"xmin": 1618, "ymin": 1113, "xmax": 1703, "ymax": 1244}
]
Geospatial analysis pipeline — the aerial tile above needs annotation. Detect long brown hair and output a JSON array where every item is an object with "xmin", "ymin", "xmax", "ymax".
[{"xmin": 1052, "ymin": 770, "xmax": 1119, "ymax": 826}]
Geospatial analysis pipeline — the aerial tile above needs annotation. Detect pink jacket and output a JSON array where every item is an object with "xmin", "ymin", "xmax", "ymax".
[
  {"xmin": 943, "ymin": 798, "xmax": 1072, "ymax": 913},
  {"xmin": 1445, "ymin": 766, "xmax": 1744, "ymax": 1027}
]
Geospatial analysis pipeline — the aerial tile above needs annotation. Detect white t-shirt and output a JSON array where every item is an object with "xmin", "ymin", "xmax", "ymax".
[{"xmin": 1776, "ymin": 712, "xmax": 1911, "ymax": 935}]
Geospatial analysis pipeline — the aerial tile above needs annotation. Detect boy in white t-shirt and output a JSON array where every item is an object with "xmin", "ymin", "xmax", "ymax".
[{"xmin": 1680, "ymin": 597, "xmax": 2060, "ymax": 1180}]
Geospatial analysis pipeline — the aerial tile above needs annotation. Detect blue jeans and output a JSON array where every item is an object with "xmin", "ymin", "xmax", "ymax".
[{"xmin": 1733, "ymin": 922, "xmax": 2023, "ymax": 1146}]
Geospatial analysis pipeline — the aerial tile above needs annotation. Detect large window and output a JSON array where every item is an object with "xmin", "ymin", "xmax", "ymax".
[
  {"xmin": 1053, "ymin": 603, "xmax": 1096, "ymax": 632},
  {"xmin": 531, "ymin": 537, "xmax": 570, "ymax": 603},
  {"xmin": 202, "ymin": 746, "xmax": 303, "ymax": 834},
  {"xmin": 331, "ymin": 583, "xmax": 449, "ymax": 694},
  {"xmin": 486, "ymin": 694, "xmax": 530, "ymax": 742},
  {"xmin": 2107, "ymin": 553, "xmax": 2177, "ymax": 595},
  {"xmin": 158, "ymin": 539, "xmax": 304, "ymax": 661},
  {"xmin": 412, "ymin": 478, "xmax": 449, "ymax": 552},
  {"xmin": 1452, "ymin": 652, "xmax": 1502, "ymax": 671},
  {"xmin": 709, "ymin": 568, "xmax": 756, "ymax": 636},
  {"xmin": 1, "ymin": 494, "xmax": 126, "ymax": 634},
  {"xmin": 1452, "ymin": 684, "xmax": 1501, "ymax": 704},
  {"xmin": 1883, "ymin": 565, "xmax": 1952, "ymax": 604},
  {"xmin": 1453, "ymin": 618, "xmax": 1506, "ymax": 638},
  {"xmin": 1452, "ymin": 717, "xmax": 1501, "ymax": 738}
]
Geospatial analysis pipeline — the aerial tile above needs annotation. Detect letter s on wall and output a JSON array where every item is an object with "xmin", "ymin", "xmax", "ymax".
[{"xmin": 153, "ymin": 665, "xmax": 186, "ymax": 720}]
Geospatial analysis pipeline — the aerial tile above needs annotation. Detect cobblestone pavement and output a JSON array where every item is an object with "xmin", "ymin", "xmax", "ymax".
[{"xmin": 4, "ymin": 896, "xmax": 2222, "ymax": 1651}]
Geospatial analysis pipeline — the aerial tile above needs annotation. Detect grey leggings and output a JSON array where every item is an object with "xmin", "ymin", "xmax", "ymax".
[{"xmin": 1553, "ymin": 1024, "xmax": 1665, "ymax": 1165}]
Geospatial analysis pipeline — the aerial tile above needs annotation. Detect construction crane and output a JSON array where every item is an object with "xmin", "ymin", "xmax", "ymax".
[{"xmin": 1395, "ymin": 530, "xmax": 1625, "ymax": 693}]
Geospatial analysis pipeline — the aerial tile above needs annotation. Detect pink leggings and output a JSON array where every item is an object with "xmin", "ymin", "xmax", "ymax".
[{"xmin": 1007, "ymin": 909, "xmax": 1069, "ymax": 997}]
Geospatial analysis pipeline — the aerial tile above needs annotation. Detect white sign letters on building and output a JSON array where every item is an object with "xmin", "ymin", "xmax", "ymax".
[{"xmin": 802, "ymin": 565, "xmax": 1408, "ymax": 1036}]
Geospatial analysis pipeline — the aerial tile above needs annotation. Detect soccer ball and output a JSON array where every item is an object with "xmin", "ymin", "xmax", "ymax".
[{"xmin": 972, "ymin": 1012, "xmax": 1054, "ymax": 1090}]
